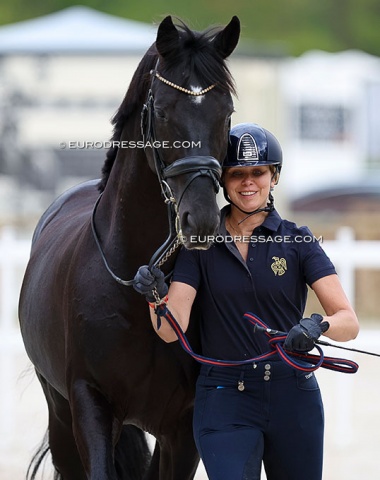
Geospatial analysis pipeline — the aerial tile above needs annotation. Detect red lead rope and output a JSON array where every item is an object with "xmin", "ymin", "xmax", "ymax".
[{"xmin": 155, "ymin": 306, "xmax": 359, "ymax": 374}]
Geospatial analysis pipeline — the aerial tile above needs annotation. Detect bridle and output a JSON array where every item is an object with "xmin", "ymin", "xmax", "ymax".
[
  {"xmin": 140, "ymin": 66, "xmax": 221, "ymax": 208},
  {"xmin": 92, "ymin": 63, "xmax": 223, "ymax": 286}
]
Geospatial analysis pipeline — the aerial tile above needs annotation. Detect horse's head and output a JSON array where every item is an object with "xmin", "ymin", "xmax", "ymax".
[{"xmin": 143, "ymin": 16, "xmax": 240, "ymax": 249}]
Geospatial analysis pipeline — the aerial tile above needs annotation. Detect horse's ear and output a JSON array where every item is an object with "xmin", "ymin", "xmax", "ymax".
[
  {"xmin": 212, "ymin": 16, "xmax": 240, "ymax": 59},
  {"xmin": 156, "ymin": 16, "xmax": 180, "ymax": 58}
]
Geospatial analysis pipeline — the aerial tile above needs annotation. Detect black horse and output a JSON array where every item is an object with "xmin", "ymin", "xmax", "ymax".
[{"xmin": 19, "ymin": 15, "xmax": 240, "ymax": 480}]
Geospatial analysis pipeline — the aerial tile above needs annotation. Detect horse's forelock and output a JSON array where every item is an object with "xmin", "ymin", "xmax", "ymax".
[{"xmin": 162, "ymin": 22, "xmax": 236, "ymax": 96}]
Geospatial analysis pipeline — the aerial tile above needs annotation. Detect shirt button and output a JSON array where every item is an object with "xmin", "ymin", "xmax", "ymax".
[
  {"xmin": 249, "ymin": 257, "xmax": 254, "ymax": 262},
  {"xmin": 251, "ymin": 243, "xmax": 256, "ymax": 248},
  {"xmin": 265, "ymin": 364, "xmax": 271, "ymax": 370},
  {"xmin": 264, "ymin": 375, "xmax": 270, "ymax": 381}
]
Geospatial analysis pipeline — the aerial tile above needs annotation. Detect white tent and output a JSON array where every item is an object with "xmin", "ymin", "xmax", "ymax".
[{"xmin": 0, "ymin": 5, "xmax": 157, "ymax": 54}]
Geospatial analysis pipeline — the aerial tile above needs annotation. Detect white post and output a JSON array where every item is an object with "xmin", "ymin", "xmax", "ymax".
[
  {"xmin": 334, "ymin": 227, "xmax": 356, "ymax": 307},
  {"xmin": 0, "ymin": 227, "xmax": 17, "ymax": 330},
  {"xmin": 322, "ymin": 227, "xmax": 356, "ymax": 447}
]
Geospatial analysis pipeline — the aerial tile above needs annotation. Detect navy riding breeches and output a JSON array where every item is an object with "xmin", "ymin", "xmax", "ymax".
[{"xmin": 193, "ymin": 360, "xmax": 324, "ymax": 480}]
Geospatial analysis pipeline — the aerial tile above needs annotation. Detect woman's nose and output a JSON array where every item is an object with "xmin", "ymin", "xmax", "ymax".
[{"xmin": 241, "ymin": 174, "xmax": 253, "ymax": 185}]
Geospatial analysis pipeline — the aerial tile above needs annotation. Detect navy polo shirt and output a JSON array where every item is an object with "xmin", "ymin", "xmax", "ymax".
[{"xmin": 172, "ymin": 206, "xmax": 336, "ymax": 360}]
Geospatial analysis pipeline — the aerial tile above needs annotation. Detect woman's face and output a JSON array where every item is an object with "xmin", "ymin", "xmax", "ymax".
[{"xmin": 223, "ymin": 166, "xmax": 275, "ymax": 212}]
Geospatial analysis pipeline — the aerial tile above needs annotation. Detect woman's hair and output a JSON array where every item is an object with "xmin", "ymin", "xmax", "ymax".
[{"xmin": 270, "ymin": 165, "xmax": 281, "ymax": 184}]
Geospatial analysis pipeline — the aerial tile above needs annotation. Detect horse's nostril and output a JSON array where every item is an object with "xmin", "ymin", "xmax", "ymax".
[
  {"xmin": 182, "ymin": 212, "xmax": 194, "ymax": 230},
  {"xmin": 180, "ymin": 211, "xmax": 219, "ymax": 239}
]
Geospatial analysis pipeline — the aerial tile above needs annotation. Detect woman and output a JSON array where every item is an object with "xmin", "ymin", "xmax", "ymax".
[{"xmin": 134, "ymin": 123, "xmax": 359, "ymax": 480}]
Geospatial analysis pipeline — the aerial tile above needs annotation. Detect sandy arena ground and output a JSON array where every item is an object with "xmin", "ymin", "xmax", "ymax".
[{"xmin": 1, "ymin": 328, "xmax": 380, "ymax": 480}]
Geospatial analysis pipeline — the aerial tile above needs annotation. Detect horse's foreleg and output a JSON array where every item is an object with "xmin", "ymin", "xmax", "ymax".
[
  {"xmin": 69, "ymin": 379, "xmax": 120, "ymax": 480},
  {"xmin": 157, "ymin": 412, "xmax": 200, "ymax": 480}
]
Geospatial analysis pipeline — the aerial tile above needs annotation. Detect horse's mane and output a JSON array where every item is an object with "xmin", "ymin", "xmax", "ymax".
[{"xmin": 98, "ymin": 20, "xmax": 237, "ymax": 192}]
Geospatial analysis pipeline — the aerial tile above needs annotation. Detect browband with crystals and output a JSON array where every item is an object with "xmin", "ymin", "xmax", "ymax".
[{"xmin": 151, "ymin": 70, "xmax": 216, "ymax": 96}]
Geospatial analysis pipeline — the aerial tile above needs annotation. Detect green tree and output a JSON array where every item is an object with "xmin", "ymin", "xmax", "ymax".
[{"xmin": 0, "ymin": 0, "xmax": 379, "ymax": 57}]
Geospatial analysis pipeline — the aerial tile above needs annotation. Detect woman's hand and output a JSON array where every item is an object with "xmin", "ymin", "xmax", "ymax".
[
  {"xmin": 133, "ymin": 265, "xmax": 168, "ymax": 303},
  {"xmin": 284, "ymin": 313, "xmax": 329, "ymax": 352}
]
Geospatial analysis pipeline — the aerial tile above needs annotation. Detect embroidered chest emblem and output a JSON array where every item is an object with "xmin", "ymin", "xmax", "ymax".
[{"xmin": 271, "ymin": 256, "xmax": 287, "ymax": 276}]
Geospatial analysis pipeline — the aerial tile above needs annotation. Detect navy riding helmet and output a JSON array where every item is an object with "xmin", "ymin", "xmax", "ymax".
[
  {"xmin": 224, "ymin": 123, "xmax": 282, "ymax": 176},
  {"xmin": 222, "ymin": 123, "xmax": 283, "ymax": 216}
]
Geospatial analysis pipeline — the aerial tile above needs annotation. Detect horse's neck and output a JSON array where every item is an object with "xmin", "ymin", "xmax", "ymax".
[{"xmin": 96, "ymin": 149, "xmax": 168, "ymax": 278}]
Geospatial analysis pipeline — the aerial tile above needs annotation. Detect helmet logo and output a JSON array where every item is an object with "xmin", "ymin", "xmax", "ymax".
[{"xmin": 238, "ymin": 133, "xmax": 259, "ymax": 162}]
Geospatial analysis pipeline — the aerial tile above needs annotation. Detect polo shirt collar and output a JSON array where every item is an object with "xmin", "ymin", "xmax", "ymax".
[{"xmin": 261, "ymin": 209, "xmax": 282, "ymax": 232}]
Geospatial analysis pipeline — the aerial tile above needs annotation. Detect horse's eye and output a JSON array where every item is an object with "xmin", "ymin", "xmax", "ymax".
[{"xmin": 155, "ymin": 108, "xmax": 167, "ymax": 120}]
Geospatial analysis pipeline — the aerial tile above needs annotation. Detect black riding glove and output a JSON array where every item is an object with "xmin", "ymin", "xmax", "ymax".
[
  {"xmin": 133, "ymin": 265, "xmax": 168, "ymax": 304},
  {"xmin": 283, "ymin": 313, "xmax": 330, "ymax": 353}
]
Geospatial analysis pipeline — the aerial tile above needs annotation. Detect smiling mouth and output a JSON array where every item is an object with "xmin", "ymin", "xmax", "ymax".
[{"xmin": 239, "ymin": 191, "xmax": 257, "ymax": 196}]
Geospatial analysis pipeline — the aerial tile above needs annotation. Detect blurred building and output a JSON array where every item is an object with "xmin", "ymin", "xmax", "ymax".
[
  {"xmin": 277, "ymin": 51, "xmax": 380, "ymax": 319},
  {"xmin": 0, "ymin": 6, "xmax": 157, "ymax": 225},
  {"xmin": 279, "ymin": 49, "xmax": 380, "ymax": 199},
  {"xmin": 1, "ymin": 7, "xmax": 380, "ymax": 244}
]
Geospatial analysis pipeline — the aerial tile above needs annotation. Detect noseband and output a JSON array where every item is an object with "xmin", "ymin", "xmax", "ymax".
[{"xmin": 92, "ymin": 64, "xmax": 222, "ymax": 286}]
